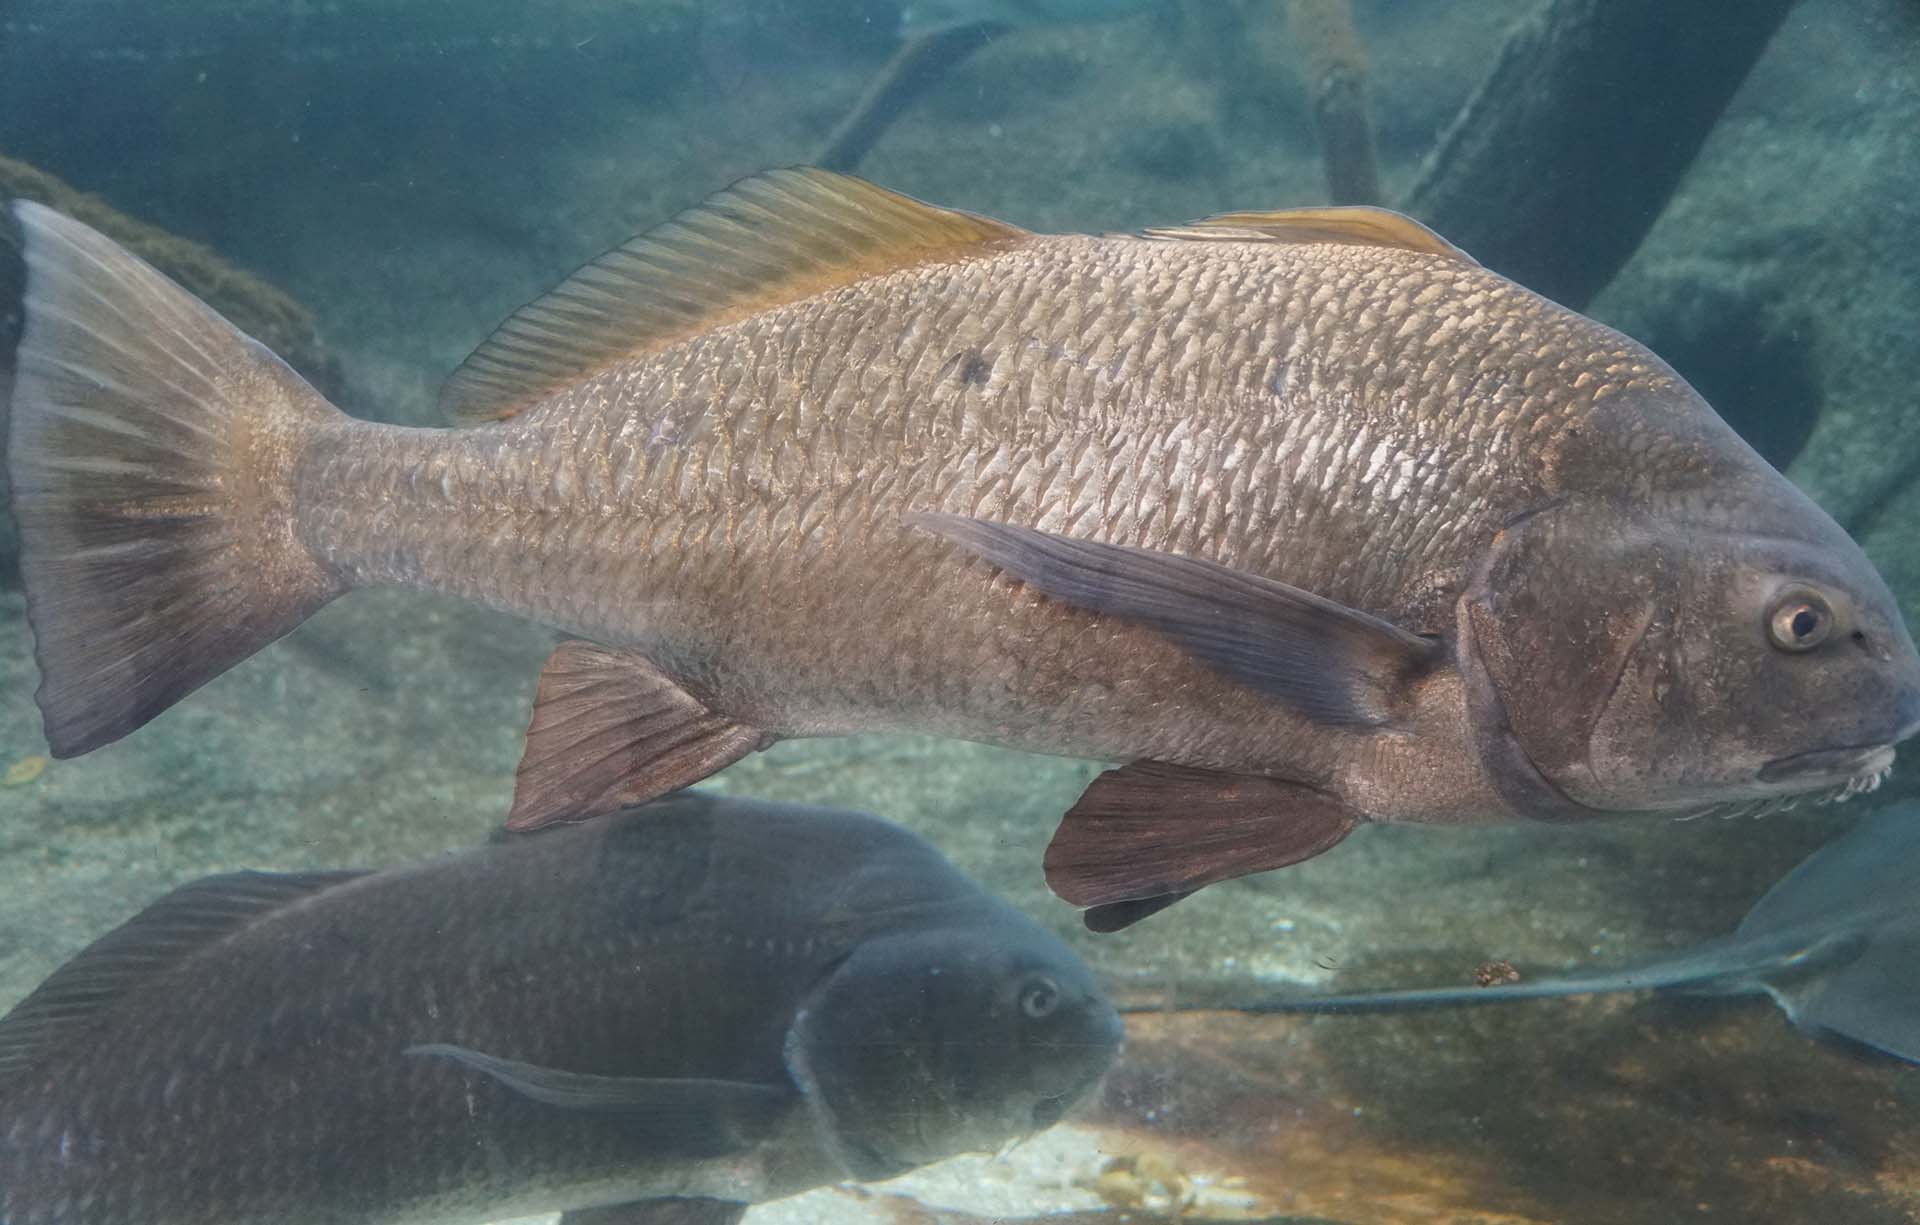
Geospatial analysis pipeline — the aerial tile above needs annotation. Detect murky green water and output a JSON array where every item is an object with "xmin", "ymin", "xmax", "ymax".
[{"xmin": 4, "ymin": 2, "xmax": 1920, "ymax": 1222}]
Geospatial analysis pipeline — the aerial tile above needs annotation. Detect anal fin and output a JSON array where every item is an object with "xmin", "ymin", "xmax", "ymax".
[
  {"xmin": 508, "ymin": 643, "xmax": 772, "ymax": 832},
  {"xmin": 561, "ymin": 1200, "xmax": 748, "ymax": 1225},
  {"xmin": 1045, "ymin": 762, "xmax": 1358, "ymax": 931}
]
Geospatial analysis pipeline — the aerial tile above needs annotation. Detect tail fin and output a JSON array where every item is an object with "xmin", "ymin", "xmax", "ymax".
[{"xmin": 4, "ymin": 200, "xmax": 346, "ymax": 757}]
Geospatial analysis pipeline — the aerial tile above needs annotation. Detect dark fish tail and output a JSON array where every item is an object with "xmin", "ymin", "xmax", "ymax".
[{"xmin": 4, "ymin": 201, "xmax": 347, "ymax": 757}]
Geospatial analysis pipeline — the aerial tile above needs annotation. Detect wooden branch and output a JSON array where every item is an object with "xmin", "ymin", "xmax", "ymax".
[
  {"xmin": 1402, "ymin": 0, "xmax": 1797, "ymax": 309},
  {"xmin": 1286, "ymin": 0, "xmax": 1381, "ymax": 205}
]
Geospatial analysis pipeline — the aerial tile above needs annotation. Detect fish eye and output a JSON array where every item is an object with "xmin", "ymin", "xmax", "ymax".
[
  {"xmin": 1767, "ymin": 586, "xmax": 1833, "ymax": 653},
  {"xmin": 1019, "ymin": 976, "xmax": 1060, "ymax": 1020}
]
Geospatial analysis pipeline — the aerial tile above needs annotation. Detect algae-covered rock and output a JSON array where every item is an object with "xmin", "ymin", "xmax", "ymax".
[
  {"xmin": 0, "ymin": 155, "xmax": 340, "ymax": 587},
  {"xmin": 0, "ymin": 156, "xmax": 336, "ymax": 389}
]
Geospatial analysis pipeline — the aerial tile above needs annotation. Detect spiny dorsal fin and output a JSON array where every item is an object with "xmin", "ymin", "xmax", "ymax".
[
  {"xmin": 441, "ymin": 168, "xmax": 1029, "ymax": 425},
  {"xmin": 0, "ymin": 869, "xmax": 367, "ymax": 1081},
  {"xmin": 1144, "ymin": 205, "xmax": 1475, "ymax": 264}
]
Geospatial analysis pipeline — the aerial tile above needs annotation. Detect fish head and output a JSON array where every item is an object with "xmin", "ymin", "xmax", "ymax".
[
  {"xmin": 1463, "ymin": 486, "xmax": 1920, "ymax": 819},
  {"xmin": 783, "ymin": 921, "xmax": 1122, "ymax": 1180}
]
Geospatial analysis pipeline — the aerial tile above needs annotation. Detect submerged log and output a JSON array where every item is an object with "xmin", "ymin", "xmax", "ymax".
[
  {"xmin": 1402, "ymin": 0, "xmax": 1797, "ymax": 310},
  {"xmin": 814, "ymin": 23, "xmax": 1007, "ymax": 174},
  {"xmin": 1285, "ymin": 0, "xmax": 1381, "ymax": 205}
]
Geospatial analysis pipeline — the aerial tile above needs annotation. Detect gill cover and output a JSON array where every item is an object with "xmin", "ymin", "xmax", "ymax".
[
  {"xmin": 1462, "ymin": 503, "xmax": 1662, "ymax": 816},
  {"xmin": 1465, "ymin": 490, "xmax": 1920, "ymax": 815},
  {"xmin": 787, "ymin": 936, "xmax": 1013, "ymax": 1182},
  {"xmin": 781, "ymin": 926, "xmax": 1115, "ymax": 1181}
]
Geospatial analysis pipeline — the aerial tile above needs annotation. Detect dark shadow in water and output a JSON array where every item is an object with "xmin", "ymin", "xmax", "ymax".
[
  {"xmin": 1631, "ymin": 286, "xmax": 1820, "ymax": 472},
  {"xmin": 1, "ymin": 208, "xmax": 22, "ymax": 589}
]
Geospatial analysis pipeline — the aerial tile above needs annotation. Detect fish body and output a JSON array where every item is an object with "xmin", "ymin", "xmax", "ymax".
[
  {"xmin": 0, "ymin": 793, "xmax": 1122, "ymax": 1225},
  {"xmin": 1228, "ymin": 802, "xmax": 1920, "ymax": 1064},
  {"xmin": 8, "ymin": 170, "xmax": 1919, "ymax": 927}
]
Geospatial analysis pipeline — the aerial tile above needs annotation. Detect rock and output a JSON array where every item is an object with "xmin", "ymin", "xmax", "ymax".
[{"xmin": 0, "ymin": 155, "xmax": 340, "ymax": 588}]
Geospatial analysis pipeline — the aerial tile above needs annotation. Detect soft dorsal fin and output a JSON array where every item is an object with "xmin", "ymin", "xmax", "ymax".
[
  {"xmin": 1144, "ymin": 205, "xmax": 1475, "ymax": 264},
  {"xmin": 0, "ymin": 869, "xmax": 366, "ymax": 1081},
  {"xmin": 441, "ymin": 167, "xmax": 1029, "ymax": 425}
]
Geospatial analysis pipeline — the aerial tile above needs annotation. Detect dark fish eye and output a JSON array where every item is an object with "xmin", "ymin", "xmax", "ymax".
[
  {"xmin": 1019, "ymin": 976, "xmax": 1060, "ymax": 1020},
  {"xmin": 1767, "ymin": 587, "xmax": 1833, "ymax": 653}
]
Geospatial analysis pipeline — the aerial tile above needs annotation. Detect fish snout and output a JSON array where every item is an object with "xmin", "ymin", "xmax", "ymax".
[
  {"xmin": 1766, "ymin": 611, "xmax": 1920, "ymax": 790},
  {"xmin": 1038, "ymin": 997, "xmax": 1124, "ymax": 1122},
  {"xmin": 1030, "ymin": 1011, "xmax": 1123, "ymax": 1131}
]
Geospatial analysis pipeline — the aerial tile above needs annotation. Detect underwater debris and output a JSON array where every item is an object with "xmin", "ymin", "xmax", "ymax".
[
  {"xmin": 2, "ymin": 754, "xmax": 47, "ymax": 786},
  {"xmin": 1473, "ymin": 959, "xmax": 1520, "ymax": 987},
  {"xmin": 1080, "ymin": 1150, "xmax": 1199, "ymax": 1216}
]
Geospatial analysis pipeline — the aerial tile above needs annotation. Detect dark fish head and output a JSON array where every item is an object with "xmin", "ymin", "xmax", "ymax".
[
  {"xmin": 1465, "ymin": 437, "xmax": 1920, "ymax": 819},
  {"xmin": 783, "ymin": 919, "xmax": 1122, "ymax": 1181}
]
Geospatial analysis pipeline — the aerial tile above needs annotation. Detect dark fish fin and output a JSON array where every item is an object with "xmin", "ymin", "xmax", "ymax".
[
  {"xmin": 1084, "ymin": 892, "xmax": 1193, "ymax": 934},
  {"xmin": 561, "ymin": 1199, "xmax": 748, "ymax": 1225},
  {"xmin": 5, "ymin": 201, "xmax": 346, "ymax": 757},
  {"xmin": 406, "ymin": 1044, "xmax": 789, "ymax": 1118},
  {"xmin": 507, "ymin": 643, "xmax": 773, "ymax": 832},
  {"xmin": 1144, "ymin": 205, "xmax": 1476, "ymax": 264},
  {"xmin": 1734, "ymin": 805, "xmax": 1920, "ymax": 939},
  {"xmin": 1045, "ymin": 762, "xmax": 1358, "ymax": 929},
  {"xmin": 440, "ymin": 167, "xmax": 1027, "ymax": 425},
  {"xmin": 1774, "ymin": 930, "xmax": 1920, "ymax": 1063},
  {"xmin": 911, "ymin": 513, "xmax": 1440, "ymax": 726},
  {"xmin": 0, "ymin": 870, "xmax": 367, "ymax": 1082}
]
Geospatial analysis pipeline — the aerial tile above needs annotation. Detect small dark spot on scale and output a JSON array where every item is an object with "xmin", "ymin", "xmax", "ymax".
[
  {"xmin": 944, "ymin": 349, "xmax": 992, "ymax": 387},
  {"xmin": 1268, "ymin": 362, "xmax": 1291, "ymax": 396}
]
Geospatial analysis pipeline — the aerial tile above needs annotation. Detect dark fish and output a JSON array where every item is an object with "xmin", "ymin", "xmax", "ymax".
[
  {"xmin": 1220, "ymin": 803, "xmax": 1920, "ymax": 1063},
  {"xmin": 0, "ymin": 793, "xmax": 1123, "ymax": 1225},
  {"xmin": 7, "ymin": 170, "xmax": 1919, "ymax": 931}
]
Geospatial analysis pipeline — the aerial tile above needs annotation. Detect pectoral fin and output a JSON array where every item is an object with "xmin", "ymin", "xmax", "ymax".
[
  {"xmin": 1045, "ymin": 762, "xmax": 1358, "ymax": 931},
  {"xmin": 406, "ymin": 1044, "xmax": 788, "ymax": 1119},
  {"xmin": 911, "ymin": 513, "xmax": 1440, "ymax": 726},
  {"xmin": 508, "ymin": 643, "xmax": 773, "ymax": 832},
  {"xmin": 560, "ymin": 1198, "xmax": 748, "ymax": 1225}
]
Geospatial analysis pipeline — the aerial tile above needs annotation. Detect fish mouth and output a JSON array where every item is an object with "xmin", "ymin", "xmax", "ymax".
[
  {"xmin": 1030, "ymin": 1094, "xmax": 1069, "ymax": 1130},
  {"xmin": 1029, "ymin": 1014, "xmax": 1124, "ymax": 1131},
  {"xmin": 1671, "ymin": 744, "xmax": 1895, "ymax": 824},
  {"xmin": 1029, "ymin": 1063, "xmax": 1110, "ymax": 1132},
  {"xmin": 1758, "ymin": 743, "xmax": 1897, "ymax": 786}
]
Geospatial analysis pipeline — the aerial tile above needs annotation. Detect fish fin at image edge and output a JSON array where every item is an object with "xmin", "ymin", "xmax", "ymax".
[{"xmin": 507, "ymin": 641, "xmax": 773, "ymax": 832}]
